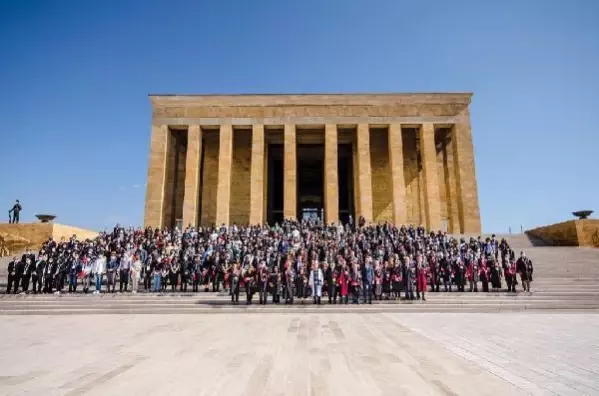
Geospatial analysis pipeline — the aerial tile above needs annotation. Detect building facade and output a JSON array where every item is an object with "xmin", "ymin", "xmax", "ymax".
[{"xmin": 144, "ymin": 93, "xmax": 481, "ymax": 233}]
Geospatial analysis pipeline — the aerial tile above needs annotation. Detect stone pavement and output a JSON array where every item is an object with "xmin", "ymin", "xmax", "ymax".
[{"xmin": 0, "ymin": 313, "xmax": 598, "ymax": 396}]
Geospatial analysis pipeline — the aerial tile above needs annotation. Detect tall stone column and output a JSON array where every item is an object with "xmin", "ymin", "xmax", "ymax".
[
  {"xmin": 215, "ymin": 125, "xmax": 233, "ymax": 226},
  {"xmin": 144, "ymin": 124, "xmax": 169, "ymax": 228},
  {"xmin": 249, "ymin": 124, "xmax": 265, "ymax": 225},
  {"xmin": 419, "ymin": 123, "xmax": 441, "ymax": 231},
  {"xmin": 388, "ymin": 123, "xmax": 407, "ymax": 225},
  {"xmin": 452, "ymin": 109, "xmax": 481, "ymax": 233},
  {"xmin": 324, "ymin": 124, "xmax": 339, "ymax": 224},
  {"xmin": 182, "ymin": 125, "xmax": 202, "ymax": 227},
  {"xmin": 356, "ymin": 123, "xmax": 373, "ymax": 223},
  {"xmin": 284, "ymin": 124, "xmax": 297, "ymax": 220}
]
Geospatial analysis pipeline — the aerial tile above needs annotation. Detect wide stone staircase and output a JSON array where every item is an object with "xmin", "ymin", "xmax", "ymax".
[{"xmin": 0, "ymin": 239, "xmax": 598, "ymax": 315}]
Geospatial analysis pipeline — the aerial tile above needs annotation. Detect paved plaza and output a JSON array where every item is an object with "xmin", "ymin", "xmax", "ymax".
[{"xmin": 0, "ymin": 313, "xmax": 597, "ymax": 395}]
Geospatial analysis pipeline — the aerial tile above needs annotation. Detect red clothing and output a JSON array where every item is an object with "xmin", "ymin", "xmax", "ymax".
[
  {"xmin": 338, "ymin": 271, "xmax": 349, "ymax": 296},
  {"xmin": 467, "ymin": 263, "xmax": 474, "ymax": 281},
  {"xmin": 416, "ymin": 265, "xmax": 427, "ymax": 291}
]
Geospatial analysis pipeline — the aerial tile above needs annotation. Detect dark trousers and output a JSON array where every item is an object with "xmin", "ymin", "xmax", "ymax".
[
  {"xmin": 180, "ymin": 274, "xmax": 187, "ymax": 292},
  {"xmin": 231, "ymin": 284, "xmax": 240, "ymax": 303},
  {"xmin": 44, "ymin": 275, "xmax": 53, "ymax": 293},
  {"xmin": 362, "ymin": 283, "xmax": 372, "ymax": 304},
  {"xmin": 284, "ymin": 286, "xmax": 294, "ymax": 304},
  {"xmin": 55, "ymin": 274, "xmax": 65, "ymax": 292},
  {"xmin": 120, "ymin": 270, "xmax": 130, "ymax": 292},
  {"xmin": 10, "ymin": 212, "xmax": 19, "ymax": 224},
  {"xmin": 144, "ymin": 273, "xmax": 152, "ymax": 290},
  {"xmin": 7, "ymin": 275, "xmax": 15, "ymax": 294},
  {"xmin": 351, "ymin": 285, "xmax": 360, "ymax": 304},
  {"xmin": 32, "ymin": 274, "xmax": 41, "ymax": 293},
  {"xmin": 14, "ymin": 275, "xmax": 22, "ymax": 293},
  {"xmin": 506, "ymin": 276, "xmax": 515, "ymax": 292},
  {"xmin": 328, "ymin": 284, "xmax": 337, "ymax": 303},
  {"xmin": 212, "ymin": 275, "xmax": 221, "ymax": 292},
  {"xmin": 246, "ymin": 286, "xmax": 254, "ymax": 304},
  {"xmin": 21, "ymin": 275, "xmax": 31, "ymax": 292},
  {"xmin": 258, "ymin": 284, "xmax": 268, "ymax": 304},
  {"xmin": 170, "ymin": 273, "xmax": 177, "ymax": 292},
  {"xmin": 482, "ymin": 280, "xmax": 489, "ymax": 292},
  {"xmin": 68, "ymin": 273, "xmax": 77, "ymax": 292},
  {"xmin": 107, "ymin": 271, "xmax": 116, "ymax": 292},
  {"xmin": 192, "ymin": 276, "xmax": 200, "ymax": 292},
  {"xmin": 272, "ymin": 291, "xmax": 280, "ymax": 304}
]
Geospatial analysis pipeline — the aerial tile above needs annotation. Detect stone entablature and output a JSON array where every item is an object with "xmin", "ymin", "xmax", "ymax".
[{"xmin": 151, "ymin": 93, "xmax": 471, "ymax": 123}]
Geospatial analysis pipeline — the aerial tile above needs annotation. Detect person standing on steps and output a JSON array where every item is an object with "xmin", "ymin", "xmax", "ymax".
[
  {"xmin": 33, "ymin": 254, "xmax": 46, "ymax": 294},
  {"xmin": 362, "ymin": 257, "xmax": 374, "ymax": 304},
  {"xmin": 8, "ymin": 200, "xmax": 22, "ymax": 224},
  {"xmin": 309, "ymin": 262, "xmax": 324, "ymax": 305},
  {"xmin": 106, "ymin": 252, "xmax": 118, "ymax": 293},
  {"xmin": 505, "ymin": 257, "xmax": 517, "ymax": 292},
  {"xmin": 14, "ymin": 256, "xmax": 25, "ymax": 294},
  {"xmin": 516, "ymin": 251, "xmax": 534, "ymax": 292},
  {"xmin": 6, "ymin": 256, "xmax": 18, "ymax": 294}
]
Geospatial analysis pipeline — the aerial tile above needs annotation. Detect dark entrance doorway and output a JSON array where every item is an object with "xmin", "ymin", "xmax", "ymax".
[
  {"xmin": 266, "ymin": 142, "xmax": 354, "ymax": 225},
  {"xmin": 266, "ymin": 144, "xmax": 284, "ymax": 225},
  {"xmin": 297, "ymin": 145, "xmax": 324, "ymax": 222}
]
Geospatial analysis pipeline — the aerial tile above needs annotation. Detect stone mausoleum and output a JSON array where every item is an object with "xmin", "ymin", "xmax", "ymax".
[{"xmin": 144, "ymin": 93, "xmax": 481, "ymax": 233}]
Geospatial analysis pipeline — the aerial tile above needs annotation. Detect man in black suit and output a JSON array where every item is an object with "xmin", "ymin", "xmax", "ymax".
[
  {"xmin": 8, "ymin": 200, "xmax": 22, "ymax": 224},
  {"xmin": 6, "ymin": 256, "xmax": 18, "ymax": 294}
]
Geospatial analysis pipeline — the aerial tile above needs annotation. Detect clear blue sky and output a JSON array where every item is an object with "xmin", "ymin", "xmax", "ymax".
[{"xmin": 1, "ymin": 0, "xmax": 598, "ymax": 233}]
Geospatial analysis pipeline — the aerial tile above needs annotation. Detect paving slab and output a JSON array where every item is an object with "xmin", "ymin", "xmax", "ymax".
[{"xmin": 1, "ymin": 313, "xmax": 598, "ymax": 395}]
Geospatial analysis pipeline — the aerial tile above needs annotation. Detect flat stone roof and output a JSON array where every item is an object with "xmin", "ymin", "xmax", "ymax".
[{"xmin": 149, "ymin": 92, "xmax": 473, "ymax": 108}]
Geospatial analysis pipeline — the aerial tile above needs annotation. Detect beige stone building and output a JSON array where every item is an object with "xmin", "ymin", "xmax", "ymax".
[{"xmin": 144, "ymin": 93, "xmax": 481, "ymax": 233}]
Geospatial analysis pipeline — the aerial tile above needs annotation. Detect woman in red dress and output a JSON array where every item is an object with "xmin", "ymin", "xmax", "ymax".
[
  {"xmin": 337, "ymin": 264, "xmax": 349, "ymax": 304},
  {"xmin": 416, "ymin": 254, "xmax": 428, "ymax": 301}
]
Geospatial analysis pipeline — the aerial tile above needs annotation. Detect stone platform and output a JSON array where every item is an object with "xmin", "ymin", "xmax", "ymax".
[{"xmin": 0, "ymin": 313, "xmax": 597, "ymax": 395}]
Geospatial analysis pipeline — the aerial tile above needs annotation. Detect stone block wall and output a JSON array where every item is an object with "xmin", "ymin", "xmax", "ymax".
[
  {"xmin": 0, "ymin": 223, "xmax": 99, "ymax": 255},
  {"xmin": 577, "ymin": 219, "xmax": 599, "ymax": 247},
  {"xmin": 200, "ymin": 131, "xmax": 219, "ymax": 227},
  {"xmin": 230, "ymin": 129, "xmax": 252, "ymax": 225},
  {"xmin": 526, "ymin": 219, "xmax": 599, "ymax": 248},
  {"xmin": 370, "ymin": 128, "xmax": 393, "ymax": 223}
]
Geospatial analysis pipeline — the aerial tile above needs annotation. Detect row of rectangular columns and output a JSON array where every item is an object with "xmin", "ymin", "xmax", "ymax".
[{"xmin": 166, "ymin": 122, "xmax": 472, "ymax": 231}]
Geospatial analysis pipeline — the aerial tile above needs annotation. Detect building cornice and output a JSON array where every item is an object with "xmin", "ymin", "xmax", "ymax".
[{"xmin": 149, "ymin": 92, "xmax": 472, "ymax": 108}]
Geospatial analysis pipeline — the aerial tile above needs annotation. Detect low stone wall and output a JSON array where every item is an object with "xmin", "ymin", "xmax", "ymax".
[
  {"xmin": 526, "ymin": 219, "xmax": 599, "ymax": 248},
  {"xmin": 0, "ymin": 223, "xmax": 99, "ymax": 256}
]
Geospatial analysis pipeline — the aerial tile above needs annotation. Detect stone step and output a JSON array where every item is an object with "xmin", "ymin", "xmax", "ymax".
[
  {"xmin": 1, "ymin": 296, "xmax": 597, "ymax": 306},
  {"xmin": 1, "ymin": 305, "xmax": 597, "ymax": 315},
  {"xmin": 0, "ymin": 292, "xmax": 599, "ymax": 306},
  {"xmin": 2, "ymin": 290, "xmax": 599, "ymax": 300},
  {"xmin": 0, "ymin": 301, "xmax": 599, "ymax": 313}
]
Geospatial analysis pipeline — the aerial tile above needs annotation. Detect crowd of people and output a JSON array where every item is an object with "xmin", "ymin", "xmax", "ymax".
[{"xmin": 5, "ymin": 219, "xmax": 535, "ymax": 303}]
